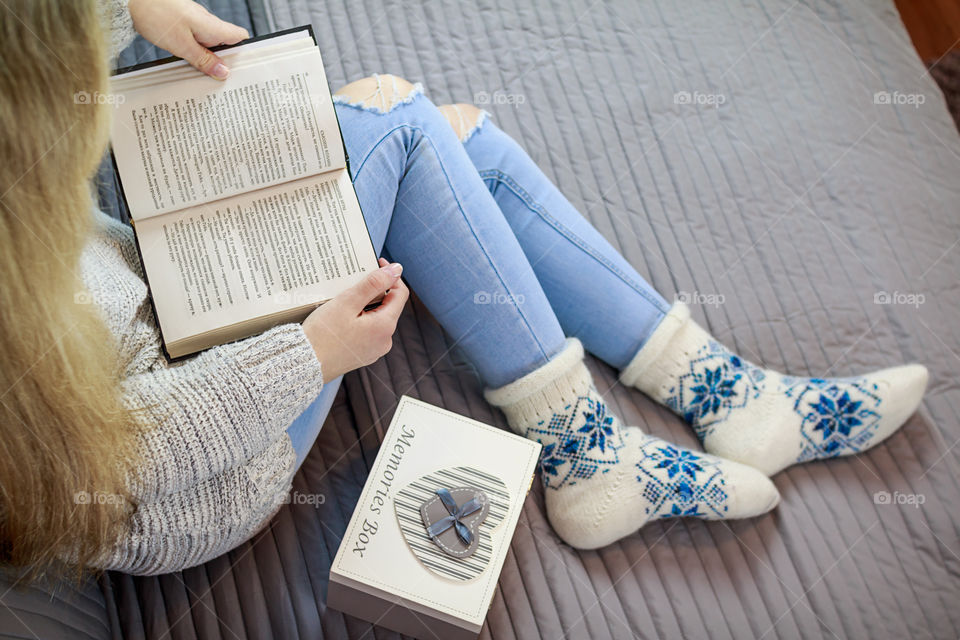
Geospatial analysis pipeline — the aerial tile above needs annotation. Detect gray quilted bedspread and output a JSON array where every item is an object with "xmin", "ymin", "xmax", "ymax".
[{"xmin": 5, "ymin": 0, "xmax": 958, "ymax": 638}]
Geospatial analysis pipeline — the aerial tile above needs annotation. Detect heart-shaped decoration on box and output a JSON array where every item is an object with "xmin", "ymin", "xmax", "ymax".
[
  {"xmin": 420, "ymin": 487, "xmax": 489, "ymax": 559},
  {"xmin": 394, "ymin": 466, "xmax": 509, "ymax": 582}
]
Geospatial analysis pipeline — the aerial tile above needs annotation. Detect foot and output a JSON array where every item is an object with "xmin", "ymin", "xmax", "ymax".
[
  {"xmin": 484, "ymin": 338, "xmax": 779, "ymax": 549},
  {"xmin": 620, "ymin": 303, "xmax": 929, "ymax": 476}
]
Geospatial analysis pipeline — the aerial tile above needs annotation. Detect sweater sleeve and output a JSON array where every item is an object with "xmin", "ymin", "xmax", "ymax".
[
  {"xmin": 122, "ymin": 323, "xmax": 324, "ymax": 503},
  {"xmin": 98, "ymin": 435, "xmax": 297, "ymax": 575},
  {"xmin": 99, "ymin": 0, "xmax": 137, "ymax": 61}
]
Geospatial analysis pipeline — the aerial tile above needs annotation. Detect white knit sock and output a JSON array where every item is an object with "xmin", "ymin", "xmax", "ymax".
[
  {"xmin": 484, "ymin": 338, "xmax": 779, "ymax": 550},
  {"xmin": 621, "ymin": 302, "xmax": 929, "ymax": 476}
]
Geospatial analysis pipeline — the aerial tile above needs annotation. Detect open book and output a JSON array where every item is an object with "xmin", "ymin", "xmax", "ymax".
[{"xmin": 109, "ymin": 27, "xmax": 378, "ymax": 358}]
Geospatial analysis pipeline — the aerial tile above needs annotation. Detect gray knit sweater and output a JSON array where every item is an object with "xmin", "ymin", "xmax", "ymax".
[
  {"xmin": 102, "ymin": 0, "xmax": 135, "ymax": 60},
  {"xmin": 83, "ymin": 208, "xmax": 325, "ymax": 575}
]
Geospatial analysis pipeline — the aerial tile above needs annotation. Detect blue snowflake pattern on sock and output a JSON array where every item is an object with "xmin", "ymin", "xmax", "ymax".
[
  {"xmin": 783, "ymin": 377, "xmax": 883, "ymax": 462},
  {"xmin": 635, "ymin": 439, "xmax": 729, "ymax": 518},
  {"xmin": 528, "ymin": 395, "xmax": 624, "ymax": 489},
  {"xmin": 664, "ymin": 340, "xmax": 765, "ymax": 440}
]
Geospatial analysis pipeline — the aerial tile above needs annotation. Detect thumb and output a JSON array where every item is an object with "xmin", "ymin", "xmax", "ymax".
[
  {"xmin": 181, "ymin": 38, "xmax": 230, "ymax": 80},
  {"xmin": 342, "ymin": 264, "xmax": 402, "ymax": 311}
]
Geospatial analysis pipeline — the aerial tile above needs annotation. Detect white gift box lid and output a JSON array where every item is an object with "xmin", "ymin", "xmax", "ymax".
[{"xmin": 328, "ymin": 395, "xmax": 541, "ymax": 639}]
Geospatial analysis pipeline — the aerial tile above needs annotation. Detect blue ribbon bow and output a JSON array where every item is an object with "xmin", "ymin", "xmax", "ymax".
[{"xmin": 425, "ymin": 488, "xmax": 483, "ymax": 545}]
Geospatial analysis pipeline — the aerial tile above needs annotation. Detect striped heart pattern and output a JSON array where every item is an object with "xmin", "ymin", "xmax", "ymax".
[{"xmin": 394, "ymin": 466, "xmax": 509, "ymax": 582}]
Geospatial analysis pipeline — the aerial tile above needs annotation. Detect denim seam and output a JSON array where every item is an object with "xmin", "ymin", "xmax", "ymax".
[
  {"xmin": 352, "ymin": 125, "xmax": 555, "ymax": 363},
  {"xmin": 479, "ymin": 169, "xmax": 671, "ymax": 314}
]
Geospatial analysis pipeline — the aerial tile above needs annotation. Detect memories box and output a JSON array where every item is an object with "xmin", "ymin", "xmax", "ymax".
[{"xmin": 328, "ymin": 395, "xmax": 541, "ymax": 639}]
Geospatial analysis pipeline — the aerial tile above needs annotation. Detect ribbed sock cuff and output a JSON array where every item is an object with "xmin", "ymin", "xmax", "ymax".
[
  {"xmin": 619, "ymin": 301, "xmax": 691, "ymax": 388},
  {"xmin": 484, "ymin": 338, "xmax": 594, "ymax": 431}
]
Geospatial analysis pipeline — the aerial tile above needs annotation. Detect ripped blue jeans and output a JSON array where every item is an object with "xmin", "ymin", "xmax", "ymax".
[{"xmin": 287, "ymin": 83, "xmax": 669, "ymax": 467}]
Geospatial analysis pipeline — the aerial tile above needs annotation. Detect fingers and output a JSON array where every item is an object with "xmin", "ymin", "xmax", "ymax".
[
  {"xmin": 371, "ymin": 277, "xmax": 409, "ymax": 321},
  {"xmin": 129, "ymin": 0, "xmax": 249, "ymax": 80},
  {"xmin": 343, "ymin": 263, "xmax": 403, "ymax": 312},
  {"xmin": 180, "ymin": 38, "xmax": 230, "ymax": 79},
  {"xmin": 362, "ymin": 278, "xmax": 408, "ymax": 360},
  {"xmin": 191, "ymin": 10, "xmax": 250, "ymax": 47},
  {"xmin": 182, "ymin": 6, "xmax": 249, "ymax": 79},
  {"xmin": 373, "ymin": 259, "xmax": 409, "ymax": 319}
]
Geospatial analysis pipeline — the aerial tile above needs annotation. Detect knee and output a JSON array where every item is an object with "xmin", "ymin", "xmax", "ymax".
[
  {"xmin": 437, "ymin": 103, "xmax": 487, "ymax": 142},
  {"xmin": 334, "ymin": 74, "xmax": 420, "ymax": 113}
]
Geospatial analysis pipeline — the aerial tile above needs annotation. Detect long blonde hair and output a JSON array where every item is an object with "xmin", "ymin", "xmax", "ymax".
[{"xmin": 0, "ymin": 0, "xmax": 135, "ymax": 578}]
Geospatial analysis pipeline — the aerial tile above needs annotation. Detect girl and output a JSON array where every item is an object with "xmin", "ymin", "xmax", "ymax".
[{"xmin": 0, "ymin": 0, "xmax": 927, "ymax": 576}]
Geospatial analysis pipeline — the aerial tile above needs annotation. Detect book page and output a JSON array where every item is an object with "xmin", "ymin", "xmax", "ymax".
[
  {"xmin": 111, "ymin": 46, "xmax": 344, "ymax": 220},
  {"xmin": 135, "ymin": 170, "xmax": 376, "ymax": 346}
]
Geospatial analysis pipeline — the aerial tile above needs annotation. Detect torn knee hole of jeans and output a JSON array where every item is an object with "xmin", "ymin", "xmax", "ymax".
[
  {"xmin": 333, "ymin": 74, "xmax": 424, "ymax": 114},
  {"xmin": 449, "ymin": 104, "xmax": 491, "ymax": 143}
]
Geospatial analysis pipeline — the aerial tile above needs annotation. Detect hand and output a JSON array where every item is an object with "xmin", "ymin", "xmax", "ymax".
[
  {"xmin": 128, "ymin": 0, "xmax": 249, "ymax": 79},
  {"xmin": 302, "ymin": 258, "xmax": 409, "ymax": 380}
]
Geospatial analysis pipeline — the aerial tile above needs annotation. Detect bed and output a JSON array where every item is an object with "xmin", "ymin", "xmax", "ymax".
[{"xmin": 3, "ymin": 0, "xmax": 959, "ymax": 638}]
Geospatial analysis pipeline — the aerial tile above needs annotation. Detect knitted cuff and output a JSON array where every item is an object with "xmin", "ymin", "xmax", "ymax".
[
  {"xmin": 234, "ymin": 323, "xmax": 325, "ymax": 422},
  {"xmin": 619, "ymin": 301, "xmax": 691, "ymax": 388},
  {"xmin": 101, "ymin": 0, "xmax": 137, "ymax": 61},
  {"xmin": 484, "ymin": 338, "xmax": 594, "ymax": 431}
]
